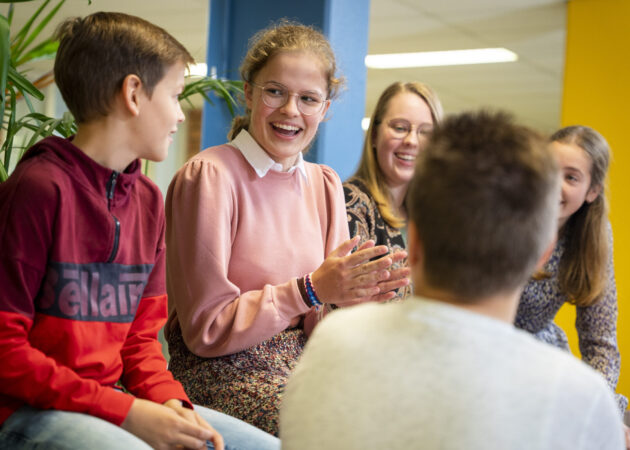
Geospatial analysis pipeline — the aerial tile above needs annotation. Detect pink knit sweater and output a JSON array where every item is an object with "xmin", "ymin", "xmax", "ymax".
[{"xmin": 165, "ymin": 141, "xmax": 348, "ymax": 357}]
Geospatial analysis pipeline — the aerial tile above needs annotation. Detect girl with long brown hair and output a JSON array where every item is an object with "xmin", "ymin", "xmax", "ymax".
[{"xmin": 515, "ymin": 125, "xmax": 626, "ymax": 412}]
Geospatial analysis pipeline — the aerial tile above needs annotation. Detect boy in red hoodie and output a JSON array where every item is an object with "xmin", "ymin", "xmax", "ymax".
[{"xmin": 0, "ymin": 11, "xmax": 278, "ymax": 450}]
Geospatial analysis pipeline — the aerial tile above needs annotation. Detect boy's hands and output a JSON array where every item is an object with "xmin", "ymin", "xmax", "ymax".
[
  {"xmin": 163, "ymin": 399, "xmax": 224, "ymax": 450},
  {"xmin": 121, "ymin": 398, "xmax": 224, "ymax": 450}
]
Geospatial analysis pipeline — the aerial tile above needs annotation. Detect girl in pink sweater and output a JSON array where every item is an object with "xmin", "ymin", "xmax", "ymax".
[{"xmin": 164, "ymin": 21, "xmax": 409, "ymax": 435}]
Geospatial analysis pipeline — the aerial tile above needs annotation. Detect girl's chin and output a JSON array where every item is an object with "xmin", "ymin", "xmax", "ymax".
[
  {"xmin": 393, "ymin": 169, "xmax": 414, "ymax": 182},
  {"xmin": 386, "ymin": 177, "xmax": 413, "ymax": 190}
]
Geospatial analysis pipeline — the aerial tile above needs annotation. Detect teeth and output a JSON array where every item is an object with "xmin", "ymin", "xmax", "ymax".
[
  {"xmin": 396, "ymin": 153, "xmax": 415, "ymax": 161},
  {"xmin": 273, "ymin": 123, "xmax": 300, "ymax": 132}
]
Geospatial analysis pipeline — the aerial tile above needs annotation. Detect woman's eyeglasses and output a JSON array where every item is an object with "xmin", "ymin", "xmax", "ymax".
[
  {"xmin": 250, "ymin": 81, "xmax": 328, "ymax": 116},
  {"xmin": 386, "ymin": 119, "xmax": 433, "ymax": 140}
]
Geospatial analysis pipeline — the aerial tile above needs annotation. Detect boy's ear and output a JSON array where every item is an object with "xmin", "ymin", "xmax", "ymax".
[
  {"xmin": 122, "ymin": 74, "xmax": 144, "ymax": 116},
  {"xmin": 585, "ymin": 184, "xmax": 601, "ymax": 203}
]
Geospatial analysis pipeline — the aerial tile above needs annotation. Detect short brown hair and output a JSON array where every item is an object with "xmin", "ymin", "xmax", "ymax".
[
  {"xmin": 228, "ymin": 20, "xmax": 344, "ymax": 139},
  {"xmin": 407, "ymin": 110, "xmax": 559, "ymax": 299},
  {"xmin": 54, "ymin": 12, "xmax": 194, "ymax": 123}
]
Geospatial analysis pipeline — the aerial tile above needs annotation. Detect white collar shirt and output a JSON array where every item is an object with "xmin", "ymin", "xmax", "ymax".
[{"xmin": 231, "ymin": 129, "xmax": 308, "ymax": 182}]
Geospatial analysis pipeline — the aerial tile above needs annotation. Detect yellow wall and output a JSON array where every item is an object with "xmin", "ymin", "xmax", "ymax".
[{"xmin": 555, "ymin": 0, "xmax": 630, "ymax": 403}]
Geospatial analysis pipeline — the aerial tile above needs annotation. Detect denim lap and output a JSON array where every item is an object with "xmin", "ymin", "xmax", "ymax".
[
  {"xmin": 194, "ymin": 405, "xmax": 280, "ymax": 450},
  {"xmin": 0, "ymin": 406, "xmax": 150, "ymax": 450},
  {"xmin": 0, "ymin": 405, "xmax": 279, "ymax": 450}
]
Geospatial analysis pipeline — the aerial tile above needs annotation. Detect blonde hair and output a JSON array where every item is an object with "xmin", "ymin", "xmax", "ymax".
[
  {"xmin": 228, "ymin": 20, "xmax": 343, "ymax": 140},
  {"xmin": 552, "ymin": 126, "xmax": 610, "ymax": 307},
  {"xmin": 350, "ymin": 82, "xmax": 443, "ymax": 228}
]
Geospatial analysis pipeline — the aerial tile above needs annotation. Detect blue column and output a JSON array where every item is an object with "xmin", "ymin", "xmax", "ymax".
[{"xmin": 202, "ymin": 0, "xmax": 370, "ymax": 181}]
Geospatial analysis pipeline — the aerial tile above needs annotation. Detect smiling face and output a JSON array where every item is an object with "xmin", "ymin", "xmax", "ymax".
[
  {"xmin": 374, "ymin": 92, "xmax": 434, "ymax": 190},
  {"xmin": 244, "ymin": 51, "xmax": 330, "ymax": 170},
  {"xmin": 136, "ymin": 61, "xmax": 186, "ymax": 162},
  {"xmin": 552, "ymin": 140, "xmax": 600, "ymax": 229}
]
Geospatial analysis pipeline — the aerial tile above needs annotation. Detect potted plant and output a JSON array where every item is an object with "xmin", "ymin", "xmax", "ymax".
[{"xmin": 0, "ymin": 0, "xmax": 242, "ymax": 182}]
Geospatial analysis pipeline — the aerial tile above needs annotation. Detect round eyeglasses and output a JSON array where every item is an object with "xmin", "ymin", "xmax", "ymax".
[
  {"xmin": 250, "ymin": 81, "xmax": 328, "ymax": 116},
  {"xmin": 386, "ymin": 119, "xmax": 434, "ymax": 140}
]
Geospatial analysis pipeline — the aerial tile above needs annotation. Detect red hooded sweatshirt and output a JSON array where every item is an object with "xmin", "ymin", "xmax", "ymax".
[{"xmin": 0, "ymin": 136, "xmax": 189, "ymax": 425}]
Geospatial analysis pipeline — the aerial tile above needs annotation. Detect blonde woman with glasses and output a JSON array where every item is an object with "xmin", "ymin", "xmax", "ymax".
[
  {"xmin": 164, "ymin": 22, "xmax": 409, "ymax": 436},
  {"xmin": 344, "ymin": 82, "xmax": 443, "ymax": 300}
]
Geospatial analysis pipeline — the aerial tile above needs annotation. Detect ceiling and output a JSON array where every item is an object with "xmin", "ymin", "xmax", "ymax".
[
  {"xmin": 7, "ymin": 0, "xmax": 566, "ymax": 133},
  {"xmin": 367, "ymin": 0, "xmax": 566, "ymax": 133}
]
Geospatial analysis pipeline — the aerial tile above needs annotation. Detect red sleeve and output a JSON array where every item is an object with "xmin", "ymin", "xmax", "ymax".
[
  {"xmin": 120, "ymin": 294, "xmax": 191, "ymax": 408},
  {"xmin": 119, "ymin": 222, "xmax": 191, "ymax": 407}
]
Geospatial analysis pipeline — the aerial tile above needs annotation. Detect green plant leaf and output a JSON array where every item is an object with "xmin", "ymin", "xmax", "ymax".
[
  {"xmin": 0, "ymin": 161, "xmax": 7, "ymax": 183},
  {"xmin": 210, "ymin": 80, "xmax": 242, "ymax": 116},
  {"xmin": 181, "ymin": 77, "xmax": 243, "ymax": 117},
  {"xmin": 23, "ymin": 116, "xmax": 57, "ymax": 148},
  {"xmin": 8, "ymin": 66, "xmax": 44, "ymax": 100},
  {"xmin": 23, "ymin": 111, "xmax": 78, "ymax": 137},
  {"xmin": 0, "ymin": 14, "xmax": 10, "ymax": 124},
  {"xmin": 10, "ymin": 0, "xmax": 51, "ymax": 60},
  {"xmin": 6, "ymin": 4, "xmax": 14, "ymax": 26},
  {"xmin": 2, "ymin": 85, "xmax": 17, "ymax": 170},
  {"xmin": 15, "ymin": 38, "xmax": 58, "ymax": 66},
  {"xmin": 21, "ymin": 85, "xmax": 37, "ymax": 113},
  {"xmin": 60, "ymin": 111, "xmax": 75, "ymax": 133},
  {"xmin": 13, "ymin": 0, "xmax": 64, "ymax": 60},
  {"xmin": 7, "ymin": 112, "xmax": 75, "ymax": 163}
]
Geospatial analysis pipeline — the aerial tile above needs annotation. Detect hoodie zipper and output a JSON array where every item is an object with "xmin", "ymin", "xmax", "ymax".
[{"xmin": 106, "ymin": 172, "xmax": 120, "ymax": 263}]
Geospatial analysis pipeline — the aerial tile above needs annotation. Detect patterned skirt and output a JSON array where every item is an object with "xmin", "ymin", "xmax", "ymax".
[{"xmin": 167, "ymin": 325, "xmax": 306, "ymax": 436}]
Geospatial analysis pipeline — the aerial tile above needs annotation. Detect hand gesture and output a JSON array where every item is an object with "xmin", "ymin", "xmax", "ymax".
[
  {"xmin": 311, "ymin": 236, "xmax": 410, "ymax": 305},
  {"xmin": 121, "ymin": 398, "xmax": 224, "ymax": 450}
]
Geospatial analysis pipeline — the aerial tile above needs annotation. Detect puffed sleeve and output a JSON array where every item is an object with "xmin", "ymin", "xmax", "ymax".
[
  {"xmin": 165, "ymin": 156, "xmax": 311, "ymax": 358},
  {"xmin": 321, "ymin": 166, "xmax": 352, "ymax": 256}
]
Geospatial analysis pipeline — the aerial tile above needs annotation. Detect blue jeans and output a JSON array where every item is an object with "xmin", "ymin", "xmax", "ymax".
[{"xmin": 0, "ymin": 404, "xmax": 279, "ymax": 450}]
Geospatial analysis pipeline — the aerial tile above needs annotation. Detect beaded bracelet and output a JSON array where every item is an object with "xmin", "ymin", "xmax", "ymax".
[{"xmin": 304, "ymin": 273, "xmax": 322, "ymax": 309}]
